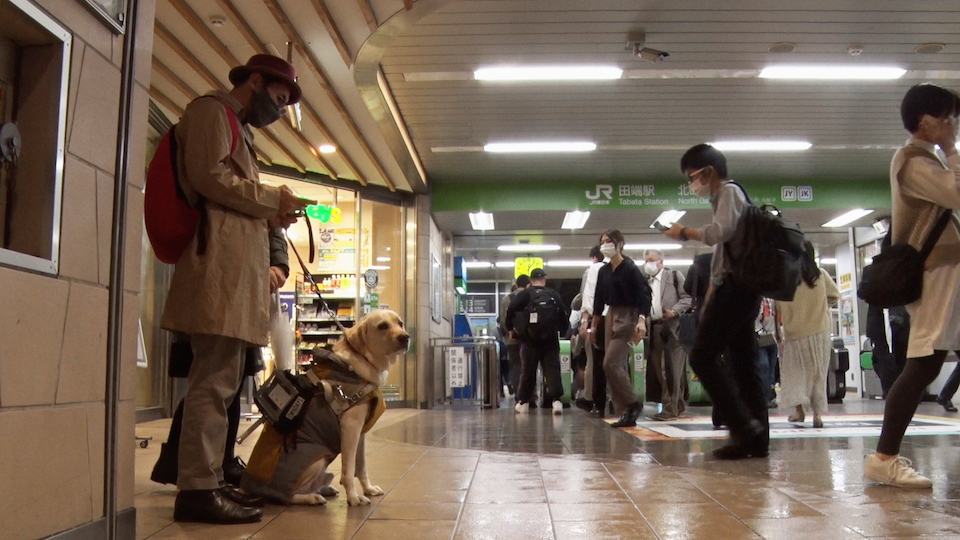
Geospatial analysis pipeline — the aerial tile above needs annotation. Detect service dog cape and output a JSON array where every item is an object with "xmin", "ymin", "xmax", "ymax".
[{"xmin": 242, "ymin": 349, "xmax": 386, "ymax": 503}]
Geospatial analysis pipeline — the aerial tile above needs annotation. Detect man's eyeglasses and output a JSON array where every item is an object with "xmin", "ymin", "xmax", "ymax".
[{"xmin": 686, "ymin": 167, "xmax": 708, "ymax": 182}]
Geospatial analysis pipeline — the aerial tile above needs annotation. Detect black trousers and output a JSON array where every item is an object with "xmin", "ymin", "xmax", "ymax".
[
  {"xmin": 516, "ymin": 339, "xmax": 564, "ymax": 404},
  {"xmin": 877, "ymin": 351, "xmax": 947, "ymax": 455},
  {"xmin": 688, "ymin": 279, "xmax": 767, "ymax": 447}
]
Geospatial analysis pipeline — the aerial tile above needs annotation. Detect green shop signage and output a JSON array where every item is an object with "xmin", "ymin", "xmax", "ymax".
[{"xmin": 432, "ymin": 179, "xmax": 890, "ymax": 212}]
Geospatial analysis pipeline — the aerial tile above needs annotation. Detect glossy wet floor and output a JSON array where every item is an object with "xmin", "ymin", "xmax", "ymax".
[{"xmin": 135, "ymin": 398, "xmax": 960, "ymax": 539}]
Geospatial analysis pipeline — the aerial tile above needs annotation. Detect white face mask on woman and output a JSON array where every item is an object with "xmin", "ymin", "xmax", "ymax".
[{"xmin": 599, "ymin": 242, "xmax": 617, "ymax": 258}]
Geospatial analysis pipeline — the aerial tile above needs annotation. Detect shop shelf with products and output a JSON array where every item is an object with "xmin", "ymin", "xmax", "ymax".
[{"xmin": 294, "ymin": 272, "xmax": 357, "ymax": 365}]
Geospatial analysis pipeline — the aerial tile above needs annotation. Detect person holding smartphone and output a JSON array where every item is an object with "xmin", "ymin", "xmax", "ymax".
[{"xmin": 160, "ymin": 54, "xmax": 312, "ymax": 525}]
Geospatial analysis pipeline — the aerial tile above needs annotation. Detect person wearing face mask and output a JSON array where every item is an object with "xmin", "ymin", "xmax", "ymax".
[
  {"xmin": 642, "ymin": 249, "xmax": 692, "ymax": 421},
  {"xmin": 663, "ymin": 144, "xmax": 768, "ymax": 460},
  {"xmin": 863, "ymin": 83, "xmax": 960, "ymax": 489},
  {"xmin": 590, "ymin": 230, "xmax": 652, "ymax": 427},
  {"xmin": 161, "ymin": 54, "xmax": 311, "ymax": 524}
]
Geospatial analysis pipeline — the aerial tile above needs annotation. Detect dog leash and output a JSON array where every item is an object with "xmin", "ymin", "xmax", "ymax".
[{"xmin": 284, "ymin": 222, "xmax": 349, "ymax": 334}]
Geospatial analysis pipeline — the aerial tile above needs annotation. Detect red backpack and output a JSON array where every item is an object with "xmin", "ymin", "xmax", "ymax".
[{"xmin": 144, "ymin": 97, "xmax": 239, "ymax": 264}]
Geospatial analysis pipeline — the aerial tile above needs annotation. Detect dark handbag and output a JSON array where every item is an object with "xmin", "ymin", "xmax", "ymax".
[
  {"xmin": 678, "ymin": 264, "xmax": 700, "ymax": 350},
  {"xmin": 858, "ymin": 209, "xmax": 951, "ymax": 308}
]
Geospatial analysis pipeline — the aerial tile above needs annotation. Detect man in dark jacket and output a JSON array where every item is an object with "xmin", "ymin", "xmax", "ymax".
[{"xmin": 506, "ymin": 268, "xmax": 570, "ymax": 415}]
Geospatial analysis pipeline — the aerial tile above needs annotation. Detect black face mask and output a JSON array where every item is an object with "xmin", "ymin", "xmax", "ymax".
[{"xmin": 246, "ymin": 85, "xmax": 283, "ymax": 128}]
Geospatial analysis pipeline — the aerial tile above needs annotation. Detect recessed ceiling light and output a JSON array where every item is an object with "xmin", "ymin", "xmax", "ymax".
[
  {"xmin": 767, "ymin": 42, "xmax": 797, "ymax": 53},
  {"xmin": 561, "ymin": 211, "xmax": 591, "ymax": 229},
  {"xmin": 318, "ymin": 144, "xmax": 337, "ymax": 153},
  {"xmin": 822, "ymin": 209, "xmax": 874, "ymax": 228},
  {"xmin": 468, "ymin": 211, "xmax": 495, "ymax": 230},
  {"xmin": 495, "ymin": 261, "xmax": 515, "ymax": 268},
  {"xmin": 546, "ymin": 260, "xmax": 593, "ymax": 267},
  {"xmin": 474, "ymin": 65, "xmax": 623, "ymax": 81},
  {"xmin": 462, "ymin": 261, "xmax": 493, "ymax": 269},
  {"xmin": 663, "ymin": 259, "xmax": 694, "ymax": 266},
  {"xmin": 651, "ymin": 210, "xmax": 686, "ymax": 228},
  {"xmin": 623, "ymin": 243, "xmax": 683, "ymax": 251},
  {"xmin": 915, "ymin": 43, "xmax": 945, "ymax": 54},
  {"xmin": 498, "ymin": 244, "xmax": 562, "ymax": 252},
  {"xmin": 376, "ymin": 256, "xmax": 391, "ymax": 262},
  {"xmin": 819, "ymin": 258, "xmax": 838, "ymax": 265},
  {"xmin": 484, "ymin": 142, "xmax": 597, "ymax": 153},
  {"xmin": 759, "ymin": 65, "xmax": 906, "ymax": 80},
  {"xmin": 709, "ymin": 140, "xmax": 812, "ymax": 151}
]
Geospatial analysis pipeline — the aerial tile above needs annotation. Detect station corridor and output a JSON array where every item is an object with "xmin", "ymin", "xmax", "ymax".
[{"xmin": 134, "ymin": 399, "xmax": 960, "ymax": 540}]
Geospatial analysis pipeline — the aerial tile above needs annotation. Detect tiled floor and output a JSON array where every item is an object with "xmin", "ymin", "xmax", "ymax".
[{"xmin": 134, "ymin": 397, "xmax": 960, "ymax": 539}]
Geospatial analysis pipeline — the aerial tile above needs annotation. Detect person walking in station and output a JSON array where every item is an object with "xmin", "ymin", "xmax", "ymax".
[
  {"xmin": 643, "ymin": 249, "xmax": 692, "ymax": 421},
  {"xmin": 506, "ymin": 268, "xmax": 569, "ymax": 415},
  {"xmin": 663, "ymin": 144, "xmax": 768, "ymax": 459},
  {"xmin": 755, "ymin": 297, "xmax": 781, "ymax": 409},
  {"xmin": 576, "ymin": 246, "xmax": 606, "ymax": 412},
  {"xmin": 590, "ymin": 230, "xmax": 652, "ymax": 428},
  {"xmin": 500, "ymin": 274, "xmax": 531, "ymax": 396},
  {"xmin": 775, "ymin": 241, "xmax": 839, "ymax": 428},
  {"xmin": 864, "ymin": 83, "xmax": 960, "ymax": 489}
]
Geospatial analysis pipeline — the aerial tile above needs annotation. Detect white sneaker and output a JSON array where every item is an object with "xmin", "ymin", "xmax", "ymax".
[
  {"xmin": 515, "ymin": 402, "xmax": 529, "ymax": 413},
  {"xmin": 552, "ymin": 400, "xmax": 563, "ymax": 415},
  {"xmin": 863, "ymin": 454, "xmax": 932, "ymax": 489}
]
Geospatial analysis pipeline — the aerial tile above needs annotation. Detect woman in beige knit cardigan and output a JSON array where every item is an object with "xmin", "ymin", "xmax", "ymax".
[{"xmin": 775, "ymin": 241, "xmax": 840, "ymax": 428}]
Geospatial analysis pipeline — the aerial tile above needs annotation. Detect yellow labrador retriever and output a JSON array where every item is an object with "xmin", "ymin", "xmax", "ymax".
[{"xmin": 241, "ymin": 309, "xmax": 409, "ymax": 506}]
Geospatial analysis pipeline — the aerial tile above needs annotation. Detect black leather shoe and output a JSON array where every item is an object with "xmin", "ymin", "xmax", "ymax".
[
  {"xmin": 174, "ymin": 489, "xmax": 262, "ymax": 524},
  {"xmin": 223, "ymin": 456, "xmax": 246, "ymax": 487},
  {"xmin": 150, "ymin": 443, "xmax": 178, "ymax": 485},
  {"xmin": 220, "ymin": 484, "xmax": 265, "ymax": 508},
  {"xmin": 575, "ymin": 398, "xmax": 593, "ymax": 411},
  {"xmin": 939, "ymin": 398, "xmax": 958, "ymax": 412},
  {"xmin": 610, "ymin": 402, "xmax": 642, "ymax": 428},
  {"xmin": 712, "ymin": 442, "xmax": 751, "ymax": 460}
]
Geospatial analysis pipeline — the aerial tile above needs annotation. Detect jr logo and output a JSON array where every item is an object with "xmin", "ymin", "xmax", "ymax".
[{"xmin": 586, "ymin": 184, "xmax": 613, "ymax": 200}]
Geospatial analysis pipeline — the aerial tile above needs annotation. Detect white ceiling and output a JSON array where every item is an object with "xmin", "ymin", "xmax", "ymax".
[{"xmin": 153, "ymin": 0, "xmax": 959, "ymax": 277}]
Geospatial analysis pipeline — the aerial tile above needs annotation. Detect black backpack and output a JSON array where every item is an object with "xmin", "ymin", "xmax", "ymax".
[
  {"xmin": 517, "ymin": 288, "xmax": 563, "ymax": 340},
  {"xmin": 724, "ymin": 183, "xmax": 806, "ymax": 301}
]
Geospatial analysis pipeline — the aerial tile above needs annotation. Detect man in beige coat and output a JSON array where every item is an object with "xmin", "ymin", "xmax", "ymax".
[{"xmin": 161, "ymin": 55, "xmax": 309, "ymax": 524}]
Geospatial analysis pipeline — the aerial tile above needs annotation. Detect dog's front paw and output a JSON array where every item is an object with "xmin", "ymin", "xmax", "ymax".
[
  {"xmin": 363, "ymin": 485, "xmax": 384, "ymax": 497},
  {"xmin": 347, "ymin": 493, "xmax": 371, "ymax": 506},
  {"xmin": 318, "ymin": 484, "xmax": 339, "ymax": 498},
  {"xmin": 291, "ymin": 493, "xmax": 328, "ymax": 506}
]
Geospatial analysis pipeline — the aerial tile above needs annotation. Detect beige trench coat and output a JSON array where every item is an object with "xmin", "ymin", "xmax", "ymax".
[{"xmin": 161, "ymin": 91, "xmax": 281, "ymax": 346}]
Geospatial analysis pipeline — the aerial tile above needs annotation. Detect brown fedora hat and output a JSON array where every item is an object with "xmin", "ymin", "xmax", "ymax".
[{"xmin": 229, "ymin": 54, "xmax": 302, "ymax": 104}]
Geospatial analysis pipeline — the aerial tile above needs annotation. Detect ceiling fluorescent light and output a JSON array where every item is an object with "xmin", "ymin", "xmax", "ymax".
[
  {"xmin": 651, "ymin": 210, "xmax": 686, "ymax": 228},
  {"xmin": 498, "ymin": 244, "xmax": 562, "ymax": 252},
  {"xmin": 561, "ymin": 211, "xmax": 591, "ymax": 229},
  {"xmin": 318, "ymin": 144, "xmax": 337, "ymax": 153},
  {"xmin": 623, "ymin": 243, "xmax": 683, "ymax": 251},
  {"xmin": 468, "ymin": 211, "xmax": 495, "ymax": 230},
  {"xmin": 376, "ymin": 256, "xmax": 391, "ymax": 262},
  {"xmin": 462, "ymin": 261, "xmax": 493, "ymax": 269},
  {"xmin": 546, "ymin": 260, "xmax": 592, "ymax": 267},
  {"xmin": 495, "ymin": 261, "xmax": 515, "ymax": 268},
  {"xmin": 710, "ymin": 141, "xmax": 812, "ymax": 151},
  {"xmin": 759, "ymin": 65, "xmax": 906, "ymax": 80},
  {"xmin": 474, "ymin": 65, "xmax": 623, "ymax": 81},
  {"xmin": 819, "ymin": 258, "xmax": 838, "ymax": 265},
  {"xmin": 664, "ymin": 259, "xmax": 694, "ymax": 266},
  {"xmin": 822, "ymin": 209, "xmax": 874, "ymax": 228},
  {"xmin": 484, "ymin": 142, "xmax": 597, "ymax": 153}
]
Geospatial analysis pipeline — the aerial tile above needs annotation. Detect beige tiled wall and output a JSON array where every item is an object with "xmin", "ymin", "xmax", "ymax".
[
  {"xmin": 0, "ymin": 0, "xmax": 156, "ymax": 538},
  {"xmin": 415, "ymin": 195, "xmax": 452, "ymax": 406}
]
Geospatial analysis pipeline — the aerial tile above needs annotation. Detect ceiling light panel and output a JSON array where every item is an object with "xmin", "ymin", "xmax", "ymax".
[
  {"xmin": 623, "ymin": 243, "xmax": 683, "ymax": 251},
  {"xmin": 546, "ymin": 260, "xmax": 592, "ymax": 267},
  {"xmin": 462, "ymin": 261, "xmax": 493, "ymax": 269},
  {"xmin": 498, "ymin": 244, "xmax": 562, "ymax": 252},
  {"xmin": 474, "ymin": 65, "xmax": 623, "ymax": 81},
  {"xmin": 484, "ymin": 142, "xmax": 597, "ymax": 153},
  {"xmin": 468, "ymin": 211, "xmax": 495, "ymax": 230},
  {"xmin": 561, "ymin": 211, "xmax": 590, "ymax": 229},
  {"xmin": 759, "ymin": 65, "xmax": 906, "ymax": 80},
  {"xmin": 822, "ymin": 209, "xmax": 874, "ymax": 228},
  {"xmin": 710, "ymin": 141, "xmax": 812, "ymax": 151}
]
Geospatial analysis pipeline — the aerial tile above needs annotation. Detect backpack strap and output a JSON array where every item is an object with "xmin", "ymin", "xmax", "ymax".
[
  {"xmin": 919, "ymin": 209, "xmax": 953, "ymax": 261},
  {"xmin": 726, "ymin": 181, "xmax": 754, "ymax": 207},
  {"xmin": 194, "ymin": 97, "xmax": 241, "ymax": 257}
]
